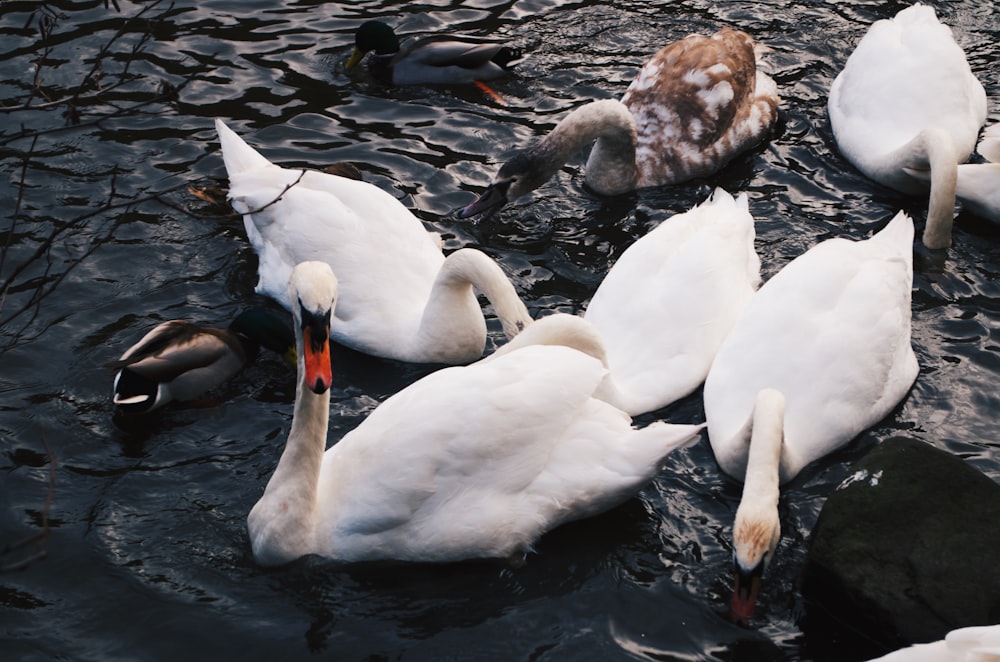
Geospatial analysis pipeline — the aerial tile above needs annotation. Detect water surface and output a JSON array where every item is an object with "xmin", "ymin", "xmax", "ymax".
[{"xmin": 2, "ymin": 1, "xmax": 998, "ymax": 660}]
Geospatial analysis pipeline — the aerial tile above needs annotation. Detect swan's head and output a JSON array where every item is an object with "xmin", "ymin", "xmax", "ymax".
[
  {"xmin": 458, "ymin": 147, "xmax": 556, "ymax": 219},
  {"xmin": 730, "ymin": 503, "xmax": 781, "ymax": 624},
  {"xmin": 346, "ymin": 20, "xmax": 399, "ymax": 71},
  {"xmin": 287, "ymin": 261, "xmax": 338, "ymax": 395}
]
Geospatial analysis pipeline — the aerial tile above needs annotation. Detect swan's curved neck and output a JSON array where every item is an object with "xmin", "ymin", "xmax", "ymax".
[
  {"xmin": 485, "ymin": 313, "xmax": 636, "ymax": 411},
  {"xmin": 415, "ymin": 248, "xmax": 532, "ymax": 362},
  {"xmin": 740, "ymin": 389, "xmax": 783, "ymax": 504},
  {"xmin": 733, "ymin": 389, "xmax": 784, "ymax": 565},
  {"xmin": 536, "ymin": 99, "xmax": 638, "ymax": 196},
  {"xmin": 889, "ymin": 128, "xmax": 958, "ymax": 249},
  {"xmin": 249, "ymin": 357, "xmax": 329, "ymax": 564},
  {"xmin": 490, "ymin": 313, "xmax": 609, "ymax": 364}
]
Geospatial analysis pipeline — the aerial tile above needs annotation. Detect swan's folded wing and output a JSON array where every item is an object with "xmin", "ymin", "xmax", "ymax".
[{"xmin": 316, "ymin": 346, "xmax": 611, "ymax": 552}]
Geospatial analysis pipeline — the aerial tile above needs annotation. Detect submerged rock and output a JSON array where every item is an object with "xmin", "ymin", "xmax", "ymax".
[{"xmin": 803, "ymin": 436, "xmax": 1000, "ymax": 651}]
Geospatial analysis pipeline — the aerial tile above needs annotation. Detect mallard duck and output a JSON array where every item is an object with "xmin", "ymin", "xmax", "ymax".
[
  {"xmin": 458, "ymin": 28, "xmax": 779, "ymax": 218},
  {"xmin": 345, "ymin": 20, "xmax": 522, "ymax": 85},
  {"xmin": 702, "ymin": 211, "xmax": 919, "ymax": 622},
  {"xmin": 487, "ymin": 188, "xmax": 760, "ymax": 416},
  {"xmin": 828, "ymin": 3, "xmax": 988, "ymax": 249},
  {"xmin": 215, "ymin": 118, "xmax": 532, "ymax": 364},
  {"xmin": 110, "ymin": 309, "xmax": 295, "ymax": 415},
  {"xmin": 247, "ymin": 261, "xmax": 704, "ymax": 566}
]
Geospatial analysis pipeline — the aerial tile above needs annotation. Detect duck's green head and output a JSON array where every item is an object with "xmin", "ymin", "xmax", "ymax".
[
  {"xmin": 346, "ymin": 21, "xmax": 400, "ymax": 71},
  {"xmin": 230, "ymin": 309, "xmax": 297, "ymax": 366}
]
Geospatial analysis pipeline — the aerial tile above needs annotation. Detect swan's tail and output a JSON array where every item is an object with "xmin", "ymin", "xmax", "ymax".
[
  {"xmin": 873, "ymin": 210, "xmax": 915, "ymax": 247},
  {"xmin": 627, "ymin": 422, "xmax": 705, "ymax": 468},
  {"xmin": 215, "ymin": 118, "xmax": 273, "ymax": 177},
  {"xmin": 703, "ymin": 187, "xmax": 747, "ymax": 211}
]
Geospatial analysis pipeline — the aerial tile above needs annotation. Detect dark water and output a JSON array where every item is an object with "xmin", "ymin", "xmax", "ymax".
[{"xmin": 2, "ymin": 1, "xmax": 998, "ymax": 660}]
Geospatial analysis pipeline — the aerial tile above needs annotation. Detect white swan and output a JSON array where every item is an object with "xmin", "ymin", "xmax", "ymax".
[
  {"xmin": 956, "ymin": 123, "xmax": 1000, "ymax": 222},
  {"xmin": 828, "ymin": 3, "xmax": 987, "ymax": 249},
  {"xmin": 702, "ymin": 210, "xmax": 919, "ymax": 622},
  {"xmin": 866, "ymin": 624, "xmax": 1000, "ymax": 661},
  {"xmin": 215, "ymin": 118, "xmax": 531, "ymax": 364},
  {"xmin": 488, "ymin": 188, "xmax": 760, "ymax": 416},
  {"xmin": 247, "ymin": 261, "xmax": 705, "ymax": 566},
  {"xmin": 459, "ymin": 28, "xmax": 779, "ymax": 217}
]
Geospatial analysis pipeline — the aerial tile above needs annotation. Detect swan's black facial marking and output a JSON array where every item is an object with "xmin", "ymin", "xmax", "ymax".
[{"xmin": 299, "ymin": 303, "xmax": 330, "ymax": 352}]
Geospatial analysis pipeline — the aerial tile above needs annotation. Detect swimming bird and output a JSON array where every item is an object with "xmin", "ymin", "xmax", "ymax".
[
  {"xmin": 866, "ymin": 624, "xmax": 1000, "ymax": 661},
  {"xmin": 702, "ymin": 210, "xmax": 919, "ymax": 623},
  {"xmin": 488, "ymin": 188, "xmax": 759, "ymax": 416},
  {"xmin": 828, "ymin": 3, "xmax": 988, "ymax": 249},
  {"xmin": 109, "ymin": 309, "xmax": 295, "ymax": 415},
  {"xmin": 215, "ymin": 118, "xmax": 532, "ymax": 364},
  {"xmin": 247, "ymin": 261, "xmax": 704, "ymax": 566},
  {"xmin": 345, "ymin": 20, "xmax": 522, "ymax": 86},
  {"xmin": 458, "ymin": 28, "xmax": 779, "ymax": 218},
  {"xmin": 956, "ymin": 123, "xmax": 1000, "ymax": 222}
]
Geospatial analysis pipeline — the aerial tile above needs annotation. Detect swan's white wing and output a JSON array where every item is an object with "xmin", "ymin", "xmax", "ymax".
[
  {"xmin": 867, "ymin": 624, "xmax": 1000, "ymax": 661},
  {"xmin": 316, "ymin": 345, "xmax": 699, "ymax": 562},
  {"xmin": 585, "ymin": 189, "xmax": 759, "ymax": 414},
  {"xmin": 828, "ymin": 5, "xmax": 986, "ymax": 180},
  {"xmin": 955, "ymin": 161, "xmax": 1000, "ymax": 222},
  {"xmin": 705, "ymin": 212, "xmax": 917, "ymax": 481},
  {"xmin": 227, "ymin": 168, "xmax": 446, "ymax": 353},
  {"xmin": 978, "ymin": 124, "xmax": 1000, "ymax": 163}
]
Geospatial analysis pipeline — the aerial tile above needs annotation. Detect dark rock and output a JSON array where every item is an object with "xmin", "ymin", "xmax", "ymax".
[{"xmin": 802, "ymin": 436, "xmax": 1000, "ymax": 653}]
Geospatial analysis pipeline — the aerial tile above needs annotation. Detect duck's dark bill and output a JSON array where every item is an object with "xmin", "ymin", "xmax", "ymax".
[{"xmin": 457, "ymin": 183, "xmax": 508, "ymax": 219}]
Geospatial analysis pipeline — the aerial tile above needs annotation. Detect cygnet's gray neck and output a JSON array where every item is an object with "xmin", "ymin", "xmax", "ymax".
[{"xmin": 542, "ymin": 99, "xmax": 638, "ymax": 195}]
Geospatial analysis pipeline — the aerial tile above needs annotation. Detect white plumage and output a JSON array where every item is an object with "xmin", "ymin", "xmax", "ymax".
[
  {"xmin": 583, "ymin": 188, "xmax": 760, "ymax": 415},
  {"xmin": 828, "ymin": 3, "xmax": 988, "ymax": 248},
  {"xmin": 706, "ymin": 210, "xmax": 918, "ymax": 482},
  {"xmin": 956, "ymin": 123, "xmax": 1000, "ymax": 222},
  {"xmin": 866, "ymin": 624, "xmax": 1000, "ymax": 662},
  {"xmin": 248, "ymin": 262, "xmax": 704, "ymax": 566},
  {"xmin": 703, "ymin": 210, "xmax": 919, "ymax": 621},
  {"xmin": 215, "ymin": 118, "xmax": 531, "ymax": 364}
]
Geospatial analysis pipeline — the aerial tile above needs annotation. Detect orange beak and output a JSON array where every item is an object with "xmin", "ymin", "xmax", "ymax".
[{"xmin": 302, "ymin": 326, "xmax": 332, "ymax": 394}]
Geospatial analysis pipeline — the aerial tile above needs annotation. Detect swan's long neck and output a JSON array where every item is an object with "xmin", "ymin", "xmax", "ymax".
[
  {"xmin": 729, "ymin": 388, "xmax": 784, "ymax": 621},
  {"xmin": 277, "ymin": 373, "xmax": 330, "ymax": 503},
  {"xmin": 886, "ymin": 128, "xmax": 958, "ymax": 249},
  {"xmin": 248, "ymin": 332, "xmax": 330, "ymax": 565},
  {"xmin": 537, "ymin": 99, "xmax": 638, "ymax": 196},
  {"xmin": 733, "ymin": 388, "xmax": 784, "ymax": 567},
  {"xmin": 415, "ymin": 248, "xmax": 532, "ymax": 362}
]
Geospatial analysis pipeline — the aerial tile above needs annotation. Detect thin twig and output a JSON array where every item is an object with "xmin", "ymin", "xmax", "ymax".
[
  {"xmin": 0, "ymin": 76, "xmax": 194, "ymax": 146},
  {"xmin": 1, "ymin": 134, "xmax": 39, "ymax": 315}
]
